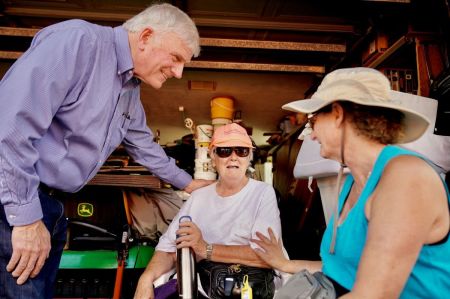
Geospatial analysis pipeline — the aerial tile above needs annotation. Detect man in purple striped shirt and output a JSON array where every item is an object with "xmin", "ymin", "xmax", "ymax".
[{"xmin": 0, "ymin": 3, "xmax": 213, "ymax": 298}]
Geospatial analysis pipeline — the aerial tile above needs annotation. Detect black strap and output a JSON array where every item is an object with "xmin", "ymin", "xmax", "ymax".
[{"xmin": 326, "ymin": 275, "xmax": 350, "ymax": 297}]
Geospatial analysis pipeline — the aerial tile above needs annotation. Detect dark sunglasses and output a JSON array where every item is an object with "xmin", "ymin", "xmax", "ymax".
[
  {"xmin": 307, "ymin": 113, "xmax": 318, "ymax": 129},
  {"xmin": 307, "ymin": 104, "xmax": 333, "ymax": 129},
  {"xmin": 214, "ymin": 147, "xmax": 250, "ymax": 158}
]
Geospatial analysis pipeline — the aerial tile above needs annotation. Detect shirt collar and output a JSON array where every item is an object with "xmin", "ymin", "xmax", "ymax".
[{"xmin": 114, "ymin": 25, "xmax": 134, "ymax": 81}]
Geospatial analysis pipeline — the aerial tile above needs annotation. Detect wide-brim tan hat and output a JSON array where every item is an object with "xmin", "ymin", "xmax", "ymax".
[{"xmin": 282, "ymin": 67, "xmax": 430, "ymax": 143}]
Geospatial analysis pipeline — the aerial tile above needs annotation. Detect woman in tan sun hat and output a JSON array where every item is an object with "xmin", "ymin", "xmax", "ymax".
[{"xmin": 251, "ymin": 67, "xmax": 450, "ymax": 298}]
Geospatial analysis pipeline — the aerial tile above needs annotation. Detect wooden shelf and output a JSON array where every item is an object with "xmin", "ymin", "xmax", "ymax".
[
  {"xmin": 87, "ymin": 173, "xmax": 161, "ymax": 188},
  {"xmin": 365, "ymin": 35, "xmax": 413, "ymax": 68},
  {"xmin": 362, "ymin": 31, "xmax": 444, "ymax": 97}
]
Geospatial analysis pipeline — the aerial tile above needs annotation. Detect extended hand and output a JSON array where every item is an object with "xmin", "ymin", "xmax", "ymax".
[
  {"xmin": 183, "ymin": 179, "xmax": 215, "ymax": 194},
  {"xmin": 7, "ymin": 220, "xmax": 51, "ymax": 284},
  {"xmin": 251, "ymin": 227, "xmax": 288, "ymax": 272}
]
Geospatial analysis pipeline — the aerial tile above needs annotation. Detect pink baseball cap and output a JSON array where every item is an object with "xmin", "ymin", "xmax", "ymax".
[{"xmin": 209, "ymin": 123, "xmax": 254, "ymax": 148}]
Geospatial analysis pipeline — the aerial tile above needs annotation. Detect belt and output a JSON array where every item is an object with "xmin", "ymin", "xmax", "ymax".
[{"xmin": 39, "ymin": 183, "xmax": 68, "ymax": 198}]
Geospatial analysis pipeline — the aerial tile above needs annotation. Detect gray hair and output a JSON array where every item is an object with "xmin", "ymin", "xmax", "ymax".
[{"xmin": 123, "ymin": 3, "xmax": 200, "ymax": 57}]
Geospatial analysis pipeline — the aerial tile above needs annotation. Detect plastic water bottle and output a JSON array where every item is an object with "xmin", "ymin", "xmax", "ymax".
[{"xmin": 176, "ymin": 216, "xmax": 198, "ymax": 299}]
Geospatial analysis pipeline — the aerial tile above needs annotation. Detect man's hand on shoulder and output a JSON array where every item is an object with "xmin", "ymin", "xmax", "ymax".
[
  {"xmin": 183, "ymin": 179, "xmax": 215, "ymax": 194},
  {"xmin": 7, "ymin": 220, "xmax": 51, "ymax": 285}
]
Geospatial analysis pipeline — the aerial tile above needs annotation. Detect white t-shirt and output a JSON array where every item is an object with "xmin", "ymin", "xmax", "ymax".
[{"xmin": 156, "ymin": 178, "xmax": 282, "ymax": 252}]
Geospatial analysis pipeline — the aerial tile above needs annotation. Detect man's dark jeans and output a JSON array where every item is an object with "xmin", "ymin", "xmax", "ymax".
[{"xmin": 0, "ymin": 189, "xmax": 67, "ymax": 299}]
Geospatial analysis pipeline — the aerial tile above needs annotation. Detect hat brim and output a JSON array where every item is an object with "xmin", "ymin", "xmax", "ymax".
[
  {"xmin": 210, "ymin": 139, "xmax": 255, "ymax": 149},
  {"xmin": 282, "ymin": 90, "xmax": 431, "ymax": 144}
]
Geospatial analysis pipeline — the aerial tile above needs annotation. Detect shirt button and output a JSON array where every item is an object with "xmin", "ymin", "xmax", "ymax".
[
  {"xmin": 9, "ymin": 214, "xmax": 16, "ymax": 219},
  {"xmin": 128, "ymin": 70, "xmax": 133, "ymax": 75},
  {"xmin": 117, "ymin": 71, "xmax": 121, "ymax": 75}
]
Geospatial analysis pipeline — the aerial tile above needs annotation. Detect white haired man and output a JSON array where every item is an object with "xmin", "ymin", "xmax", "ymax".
[{"xmin": 0, "ymin": 4, "xmax": 212, "ymax": 298}]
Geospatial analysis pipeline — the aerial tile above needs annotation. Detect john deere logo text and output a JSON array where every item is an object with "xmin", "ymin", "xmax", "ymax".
[{"xmin": 77, "ymin": 203, "xmax": 94, "ymax": 217}]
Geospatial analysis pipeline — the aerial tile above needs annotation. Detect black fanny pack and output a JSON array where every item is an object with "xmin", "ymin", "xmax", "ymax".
[{"xmin": 197, "ymin": 260, "xmax": 276, "ymax": 299}]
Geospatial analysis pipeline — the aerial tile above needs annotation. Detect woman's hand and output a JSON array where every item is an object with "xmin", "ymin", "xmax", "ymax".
[
  {"xmin": 175, "ymin": 221, "xmax": 207, "ymax": 259},
  {"xmin": 251, "ymin": 227, "xmax": 289, "ymax": 272}
]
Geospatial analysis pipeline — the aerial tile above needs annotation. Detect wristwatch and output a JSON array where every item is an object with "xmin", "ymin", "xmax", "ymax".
[{"xmin": 206, "ymin": 243, "xmax": 213, "ymax": 260}]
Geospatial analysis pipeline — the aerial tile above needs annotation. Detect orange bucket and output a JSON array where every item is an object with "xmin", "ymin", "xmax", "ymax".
[{"xmin": 211, "ymin": 97, "xmax": 234, "ymax": 120}]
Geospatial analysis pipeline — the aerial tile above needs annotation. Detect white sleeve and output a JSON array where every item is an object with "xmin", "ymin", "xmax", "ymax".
[
  {"xmin": 155, "ymin": 196, "xmax": 194, "ymax": 252},
  {"xmin": 250, "ymin": 185, "xmax": 282, "ymax": 249}
]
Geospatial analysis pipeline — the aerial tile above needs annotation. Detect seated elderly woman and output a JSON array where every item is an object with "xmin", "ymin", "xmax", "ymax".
[
  {"xmin": 134, "ymin": 123, "xmax": 283, "ymax": 299},
  {"xmin": 251, "ymin": 67, "xmax": 450, "ymax": 299}
]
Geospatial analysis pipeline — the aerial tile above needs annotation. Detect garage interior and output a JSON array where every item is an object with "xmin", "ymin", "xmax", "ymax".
[{"xmin": 2, "ymin": 0, "xmax": 448, "ymax": 145}]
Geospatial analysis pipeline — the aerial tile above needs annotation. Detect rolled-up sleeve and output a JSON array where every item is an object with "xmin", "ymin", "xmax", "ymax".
[{"xmin": 155, "ymin": 198, "xmax": 193, "ymax": 252}]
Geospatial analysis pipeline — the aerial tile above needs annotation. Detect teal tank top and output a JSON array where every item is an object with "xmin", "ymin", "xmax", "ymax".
[{"xmin": 320, "ymin": 145, "xmax": 450, "ymax": 298}]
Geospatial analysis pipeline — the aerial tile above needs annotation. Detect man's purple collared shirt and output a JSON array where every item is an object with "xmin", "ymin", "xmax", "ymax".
[{"xmin": 0, "ymin": 20, "xmax": 192, "ymax": 226}]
